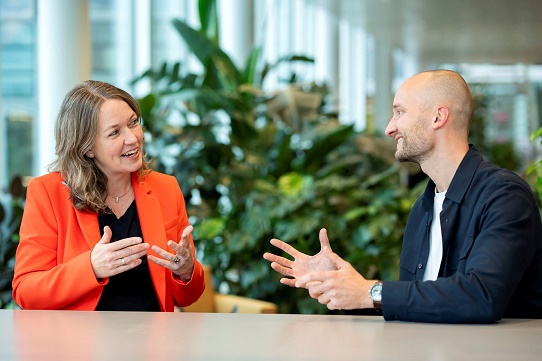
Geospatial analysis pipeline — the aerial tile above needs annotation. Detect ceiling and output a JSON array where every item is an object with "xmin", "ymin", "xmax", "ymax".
[{"xmin": 311, "ymin": 0, "xmax": 542, "ymax": 67}]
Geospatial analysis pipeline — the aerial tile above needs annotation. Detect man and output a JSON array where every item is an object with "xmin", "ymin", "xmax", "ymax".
[{"xmin": 263, "ymin": 70, "xmax": 542, "ymax": 323}]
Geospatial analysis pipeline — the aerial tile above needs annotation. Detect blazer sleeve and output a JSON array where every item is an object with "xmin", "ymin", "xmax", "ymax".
[{"xmin": 12, "ymin": 178, "xmax": 104, "ymax": 310}]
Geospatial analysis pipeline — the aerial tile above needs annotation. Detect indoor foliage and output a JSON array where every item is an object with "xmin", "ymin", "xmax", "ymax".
[
  {"xmin": 134, "ymin": 0, "xmax": 422, "ymax": 314},
  {"xmin": 528, "ymin": 127, "xmax": 542, "ymax": 206},
  {"xmin": 0, "ymin": 178, "xmax": 25, "ymax": 309}
]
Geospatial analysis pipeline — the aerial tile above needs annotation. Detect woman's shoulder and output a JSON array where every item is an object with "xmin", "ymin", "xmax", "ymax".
[
  {"xmin": 28, "ymin": 172, "xmax": 64, "ymax": 188},
  {"xmin": 26, "ymin": 172, "xmax": 70, "ymax": 202},
  {"xmin": 139, "ymin": 171, "xmax": 179, "ymax": 191},
  {"xmin": 141, "ymin": 170, "xmax": 176, "ymax": 183}
]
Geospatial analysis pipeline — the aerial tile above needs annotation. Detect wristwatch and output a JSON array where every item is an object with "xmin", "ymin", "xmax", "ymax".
[{"xmin": 369, "ymin": 281, "xmax": 383, "ymax": 309}]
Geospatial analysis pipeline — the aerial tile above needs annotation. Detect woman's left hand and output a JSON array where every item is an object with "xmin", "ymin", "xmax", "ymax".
[{"xmin": 148, "ymin": 225, "xmax": 194, "ymax": 282}]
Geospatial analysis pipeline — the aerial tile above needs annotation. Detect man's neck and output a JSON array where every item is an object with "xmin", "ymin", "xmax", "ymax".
[{"xmin": 421, "ymin": 142, "xmax": 469, "ymax": 192}]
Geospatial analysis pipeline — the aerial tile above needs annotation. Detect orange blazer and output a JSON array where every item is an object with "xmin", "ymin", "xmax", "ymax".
[{"xmin": 12, "ymin": 171, "xmax": 205, "ymax": 311}]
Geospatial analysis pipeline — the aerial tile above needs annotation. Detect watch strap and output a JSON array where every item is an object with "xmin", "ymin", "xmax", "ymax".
[{"xmin": 370, "ymin": 281, "xmax": 383, "ymax": 309}]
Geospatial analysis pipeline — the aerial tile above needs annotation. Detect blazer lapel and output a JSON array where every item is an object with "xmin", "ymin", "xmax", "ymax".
[
  {"xmin": 133, "ymin": 174, "xmax": 167, "ymax": 308},
  {"xmin": 75, "ymin": 209, "xmax": 101, "ymax": 250}
]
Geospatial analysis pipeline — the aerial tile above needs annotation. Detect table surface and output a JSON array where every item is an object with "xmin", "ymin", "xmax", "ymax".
[{"xmin": 1, "ymin": 310, "xmax": 541, "ymax": 361}]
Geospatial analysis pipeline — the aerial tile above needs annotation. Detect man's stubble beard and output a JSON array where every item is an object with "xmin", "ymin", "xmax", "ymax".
[{"xmin": 394, "ymin": 123, "xmax": 433, "ymax": 165}]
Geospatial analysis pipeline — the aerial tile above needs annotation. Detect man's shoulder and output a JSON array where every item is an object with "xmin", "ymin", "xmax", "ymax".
[
  {"xmin": 469, "ymin": 162, "xmax": 539, "ymax": 216},
  {"xmin": 476, "ymin": 161, "xmax": 531, "ymax": 190}
]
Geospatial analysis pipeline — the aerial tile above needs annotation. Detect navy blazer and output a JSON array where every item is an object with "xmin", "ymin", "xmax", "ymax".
[{"xmin": 380, "ymin": 146, "xmax": 542, "ymax": 323}]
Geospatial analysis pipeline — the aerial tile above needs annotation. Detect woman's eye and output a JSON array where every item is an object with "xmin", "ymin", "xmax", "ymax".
[
  {"xmin": 109, "ymin": 129, "xmax": 119, "ymax": 137},
  {"xmin": 129, "ymin": 118, "xmax": 139, "ymax": 127}
]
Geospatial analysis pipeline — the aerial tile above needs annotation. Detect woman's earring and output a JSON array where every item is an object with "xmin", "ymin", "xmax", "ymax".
[{"xmin": 87, "ymin": 152, "xmax": 94, "ymax": 158}]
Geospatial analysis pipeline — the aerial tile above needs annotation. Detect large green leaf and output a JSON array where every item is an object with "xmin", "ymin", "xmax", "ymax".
[
  {"xmin": 172, "ymin": 19, "xmax": 241, "ymax": 90},
  {"xmin": 198, "ymin": 0, "xmax": 219, "ymax": 44},
  {"xmin": 261, "ymin": 55, "xmax": 315, "ymax": 84},
  {"xmin": 242, "ymin": 46, "xmax": 262, "ymax": 85},
  {"xmin": 298, "ymin": 124, "xmax": 355, "ymax": 171}
]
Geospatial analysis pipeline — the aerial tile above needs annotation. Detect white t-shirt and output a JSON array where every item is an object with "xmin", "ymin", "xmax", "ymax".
[{"xmin": 423, "ymin": 189, "xmax": 447, "ymax": 281}]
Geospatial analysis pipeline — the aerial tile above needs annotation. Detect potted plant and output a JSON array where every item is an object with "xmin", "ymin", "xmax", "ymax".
[{"xmin": 134, "ymin": 0, "xmax": 421, "ymax": 313}]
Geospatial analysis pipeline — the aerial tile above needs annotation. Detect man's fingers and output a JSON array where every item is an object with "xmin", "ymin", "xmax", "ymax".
[
  {"xmin": 280, "ymin": 278, "xmax": 297, "ymax": 287},
  {"xmin": 263, "ymin": 253, "xmax": 293, "ymax": 267},
  {"xmin": 319, "ymin": 228, "xmax": 332, "ymax": 251},
  {"xmin": 270, "ymin": 261, "xmax": 295, "ymax": 277},
  {"xmin": 270, "ymin": 238, "xmax": 301, "ymax": 258},
  {"xmin": 296, "ymin": 271, "xmax": 328, "ymax": 288},
  {"xmin": 262, "ymin": 252, "xmax": 275, "ymax": 262},
  {"xmin": 327, "ymin": 251, "xmax": 349, "ymax": 269}
]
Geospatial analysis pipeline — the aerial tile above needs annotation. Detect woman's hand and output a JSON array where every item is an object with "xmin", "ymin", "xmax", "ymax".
[
  {"xmin": 148, "ymin": 225, "xmax": 195, "ymax": 282},
  {"xmin": 91, "ymin": 226, "xmax": 150, "ymax": 279}
]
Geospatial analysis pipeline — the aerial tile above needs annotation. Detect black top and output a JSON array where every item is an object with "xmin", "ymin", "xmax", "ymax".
[{"xmin": 96, "ymin": 200, "xmax": 160, "ymax": 311}]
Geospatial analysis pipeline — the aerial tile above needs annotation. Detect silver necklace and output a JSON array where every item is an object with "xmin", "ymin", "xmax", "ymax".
[{"xmin": 107, "ymin": 185, "xmax": 132, "ymax": 203}]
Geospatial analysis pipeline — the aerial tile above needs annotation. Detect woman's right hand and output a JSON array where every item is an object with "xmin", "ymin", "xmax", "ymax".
[{"xmin": 90, "ymin": 226, "xmax": 149, "ymax": 279}]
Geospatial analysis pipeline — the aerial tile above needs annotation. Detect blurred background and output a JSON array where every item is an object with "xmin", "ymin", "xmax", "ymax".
[{"xmin": 1, "ymin": 0, "xmax": 542, "ymax": 312}]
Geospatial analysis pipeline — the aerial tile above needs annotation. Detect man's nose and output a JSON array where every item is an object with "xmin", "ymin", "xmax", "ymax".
[{"xmin": 385, "ymin": 118, "xmax": 396, "ymax": 138}]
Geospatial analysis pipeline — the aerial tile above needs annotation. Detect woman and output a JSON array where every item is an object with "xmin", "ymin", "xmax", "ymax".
[{"xmin": 12, "ymin": 80, "xmax": 205, "ymax": 311}]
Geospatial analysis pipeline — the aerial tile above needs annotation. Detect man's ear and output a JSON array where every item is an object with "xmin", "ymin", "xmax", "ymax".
[{"xmin": 433, "ymin": 105, "xmax": 450, "ymax": 129}]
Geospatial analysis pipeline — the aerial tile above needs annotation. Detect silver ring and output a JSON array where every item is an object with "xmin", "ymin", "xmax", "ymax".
[
  {"xmin": 173, "ymin": 256, "xmax": 180, "ymax": 264},
  {"xmin": 121, "ymin": 258, "xmax": 126, "ymax": 265}
]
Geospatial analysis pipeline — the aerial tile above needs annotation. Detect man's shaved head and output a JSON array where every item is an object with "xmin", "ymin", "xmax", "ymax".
[{"xmin": 405, "ymin": 70, "xmax": 474, "ymax": 135}]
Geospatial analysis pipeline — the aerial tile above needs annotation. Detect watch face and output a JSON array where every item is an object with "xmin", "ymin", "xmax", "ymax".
[{"xmin": 370, "ymin": 283, "xmax": 382, "ymax": 302}]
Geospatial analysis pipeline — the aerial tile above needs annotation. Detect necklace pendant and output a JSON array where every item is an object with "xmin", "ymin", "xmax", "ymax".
[{"xmin": 115, "ymin": 197, "xmax": 119, "ymax": 203}]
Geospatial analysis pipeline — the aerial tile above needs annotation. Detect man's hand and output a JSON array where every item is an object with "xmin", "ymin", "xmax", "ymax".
[
  {"xmin": 263, "ymin": 228, "xmax": 338, "ymax": 287},
  {"xmin": 295, "ymin": 251, "xmax": 374, "ymax": 310}
]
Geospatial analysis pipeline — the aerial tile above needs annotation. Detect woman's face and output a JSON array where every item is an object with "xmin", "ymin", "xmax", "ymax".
[{"xmin": 89, "ymin": 99, "xmax": 143, "ymax": 179}]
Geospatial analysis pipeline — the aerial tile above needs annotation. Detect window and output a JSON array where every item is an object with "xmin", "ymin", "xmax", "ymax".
[{"xmin": 0, "ymin": 0, "xmax": 36, "ymax": 188}]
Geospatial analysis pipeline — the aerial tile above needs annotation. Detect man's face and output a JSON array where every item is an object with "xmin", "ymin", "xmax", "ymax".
[{"xmin": 385, "ymin": 77, "xmax": 434, "ymax": 164}]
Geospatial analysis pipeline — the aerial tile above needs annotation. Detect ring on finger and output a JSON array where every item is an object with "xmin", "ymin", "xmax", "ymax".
[
  {"xmin": 121, "ymin": 258, "xmax": 126, "ymax": 266},
  {"xmin": 173, "ymin": 255, "xmax": 180, "ymax": 264}
]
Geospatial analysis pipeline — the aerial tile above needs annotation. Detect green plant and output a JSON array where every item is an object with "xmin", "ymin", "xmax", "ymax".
[
  {"xmin": 133, "ymin": 0, "xmax": 422, "ymax": 314},
  {"xmin": 528, "ymin": 127, "xmax": 542, "ymax": 206},
  {"xmin": 469, "ymin": 91, "xmax": 520, "ymax": 171},
  {"xmin": 0, "ymin": 183, "xmax": 24, "ymax": 309}
]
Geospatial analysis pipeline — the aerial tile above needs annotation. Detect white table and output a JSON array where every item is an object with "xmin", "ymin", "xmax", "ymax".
[{"xmin": 1, "ymin": 310, "xmax": 541, "ymax": 360}]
